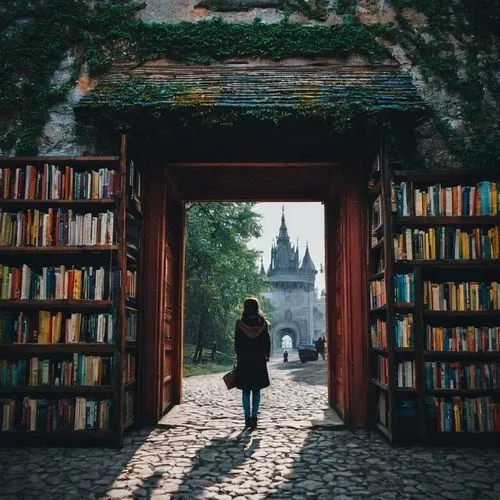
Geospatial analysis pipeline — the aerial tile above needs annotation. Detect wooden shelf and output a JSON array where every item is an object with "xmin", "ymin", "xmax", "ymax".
[
  {"xmin": 376, "ymin": 422, "xmax": 392, "ymax": 440},
  {"xmin": 394, "ymin": 216, "xmax": 500, "ymax": 226},
  {"xmin": 424, "ymin": 351, "xmax": 500, "ymax": 358},
  {"xmin": 426, "ymin": 389, "xmax": 500, "ymax": 396},
  {"xmin": 370, "ymin": 238, "xmax": 384, "ymax": 251},
  {"xmin": 394, "ymin": 302, "xmax": 415, "ymax": 310},
  {"xmin": 396, "ymin": 259, "xmax": 500, "ymax": 268},
  {"xmin": 393, "ymin": 169, "xmax": 500, "ymax": 181},
  {"xmin": 371, "ymin": 379, "xmax": 389, "ymax": 391},
  {"xmin": 0, "ymin": 199, "xmax": 115, "ymax": 207},
  {"xmin": 0, "ymin": 343, "xmax": 115, "ymax": 354},
  {"xmin": 370, "ymin": 305, "xmax": 387, "ymax": 313},
  {"xmin": 0, "ymin": 156, "xmax": 120, "ymax": 164},
  {"xmin": 0, "ymin": 386, "xmax": 114, "ymax": 395},
  {"xmin": 123, "ymin": 379, "xmax": 136, "ymax": 390},
  {"xmin": 0, "ymin": 299, "xmax": 114, "ymax": 309},
  {"xmin": 368, "ymin": 271, "xmax": 385, "ymax": 281},
  {"xmin": 423, "ymin": 310, "xmax": 500, "ymax": 318},
  {"xmin": 396, "ymin": 387, "xmax": 417, "ymax": 393},
  {"xmin": 126, "ymin": 298, "xmax": 138, "ymax": 308},
  {"xmin": 0, "ymin": 245, "xmax": 118, "ymax": 255},
  {"xmin": 370, "ymin": 347, "xmax": 388, "ymax": 355},
  {"xmin": 368, "ymin": 183, "xmax": 381, "ymax": 199},
  {"xmin": 0, "ymin": 430, "xmax": 115, "ymax": 442},
  {"xmin": 369, "ymin": 166, "xmax": 500, "ymax": 444},
  {"xmin": 0, "ymin": 144, "xmax": 142, "ymax": 447},
  {"xmin": 395, "ymin": 347, "xmax": 415, "ymax": 354}
]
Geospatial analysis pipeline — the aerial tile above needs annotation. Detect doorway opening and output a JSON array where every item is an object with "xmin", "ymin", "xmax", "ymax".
[
  {"xmin": 139, "ymin": 155, "xmax": 370, "ymax": 429},
  {"xmin": 181, "ymin": 200, "xmax": 327, "ymax": 389}
]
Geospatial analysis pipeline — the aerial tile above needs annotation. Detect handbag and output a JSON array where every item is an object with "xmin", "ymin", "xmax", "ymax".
[{"xmin": 223, "ymin": 362, "xmax": 237, "ymax": 390}]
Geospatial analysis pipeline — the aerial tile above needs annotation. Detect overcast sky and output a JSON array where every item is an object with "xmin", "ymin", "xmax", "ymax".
[{"xmin": 249, "ymin": 202, "xmax": 326, "ymax": 292}]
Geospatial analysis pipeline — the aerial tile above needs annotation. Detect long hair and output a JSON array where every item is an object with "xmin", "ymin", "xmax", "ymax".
[{"xmin": 242, "ymin": 297, "xmax": 263, "ymax": 320}]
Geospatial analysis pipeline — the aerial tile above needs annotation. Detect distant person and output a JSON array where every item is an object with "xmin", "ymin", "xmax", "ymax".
[
  {"xmin": 211, "ymin": 340, "xmax": 217, "ymax": 362},
  {"xmin": 318, "ymin": 337, "xmax": 325, "ymax": 360},
  {"xmin": 283, "ymin": 350, "xmax": 288, "ymax": 366},
  {"xmin": 234, "ymin": 297, "xmax": 271, "ymax": 431}
]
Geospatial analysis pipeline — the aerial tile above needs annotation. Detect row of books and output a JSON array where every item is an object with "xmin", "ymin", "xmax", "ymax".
[
  {"xmin": 394, "ymin": 313, "xmax": 414, "ymax": 348},
  {"xmin": 423, "ymin": 281, "xmax": 500, "ymax": 311},
  {"xmin": 128, "ymin": 160, "xmax": 142, "ymax": 210},
  {"xmin": 370, "ymin": 279, "xmax": 386, "ymax": 309},
  {"xmin": 427, "ymin": 396, "xmax": 500, "ymax": 432},
  {"xmin": 0, "ymin": 311, "xmax": 115, "ymax": 344},
  {"xmin": 393, "ymin": 226, "xmax": 499, "ymax": 261},
  {"xmin": 371, "ymin": 195, "xmax": 383, "ymax": 230},
  {"xmin": 376, "ymin": 355, "xmax": 388, "ymax": 385},
  {"xmin": 397, "ymin": 360, "xmax": 415, "ymax": 388},
  {"xmin": 0, "ymin": 165, "xmax": 116, "ymax": 201},
  {"xmin": 0, "ymin": 265, "xmax": 120, "ymax": 301},
  {"xmin": 125, "ymin": 270, "xmax": 137, "ymax": 299},
  {"xmin": 0, "ymin": 397, "xmax": 113, "ymax": 431},
  {"xmin": 374, "ymin": 357, "xmax": 416, "ymax": 388},
  {"xmin": 0, "ymin": 209, "xmax": 115, "ymax": 247},
  {"xmin": 0, "ymin": 355, "xmax": 113, "ymax": 387},
  {"xmin": 394, "ymin": 273, "xmax": 415, "ymax": 303},
  {"xmin": 370, "ymin": 318, "xmax": 387, "ymax": 349},
  {"xmin": 123, "ymin": 353, "xmax": 136, "ymax": 383},
  {"xmin": 370, "ymin": 315, "xmax": 415, "ymax": 350},
  {"xmin": 125, "ymin": 311, "xmax": 137, "ymax": 341},
  {"xmin": 425, "ymin": 325, "xmax": 500, "ymax": 353},
  {"xmin": 424, "ymin": 362, "xmax": 497, "ymax": 391},
  {"xmin": 393, "ymin": 181, "xmax": 499, "ymax": 217}
]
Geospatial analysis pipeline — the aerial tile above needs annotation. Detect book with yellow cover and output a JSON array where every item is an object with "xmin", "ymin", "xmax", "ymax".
[{"xmin": 73, "ymin": 269, "xmax": 82, "ymax": 300}]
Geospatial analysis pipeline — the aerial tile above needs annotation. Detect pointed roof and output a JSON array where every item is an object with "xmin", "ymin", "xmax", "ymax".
[
  {"xmin": 269, "ymin": 206, "xmax": 297, "ymax": 274},
  {"xmin": 300, "ymin": 243, "xmax": 317, "ymax": 272},
  {"xmin": 259, "ymin": 259, "xmax": 266, "ymax": 276}
]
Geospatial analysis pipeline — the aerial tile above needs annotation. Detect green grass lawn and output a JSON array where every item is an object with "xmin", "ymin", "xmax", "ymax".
[{"xmin": 183, "ymin": 344, "xmax": 235, "ymax": 378}]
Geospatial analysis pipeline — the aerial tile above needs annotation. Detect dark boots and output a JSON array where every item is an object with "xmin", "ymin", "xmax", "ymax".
[{"xmin": 244, "ymin": 417, "xmax": 258, "ymax": 430}]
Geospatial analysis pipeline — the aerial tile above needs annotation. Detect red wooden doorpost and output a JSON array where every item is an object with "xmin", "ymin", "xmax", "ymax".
[{"xmin": 341, "ymin": 161, "xmax": 369, "ymax": 427}]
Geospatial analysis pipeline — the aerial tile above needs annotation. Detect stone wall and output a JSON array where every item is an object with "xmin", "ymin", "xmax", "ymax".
[{"xmin": 1, "ymin": 1, "xmax": 497, "ymax": 168}]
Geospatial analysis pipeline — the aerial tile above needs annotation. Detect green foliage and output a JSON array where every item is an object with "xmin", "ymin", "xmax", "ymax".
[
  {"xmin": 0, "ymin": 1, "xmax": 391, "ymax": 154},
  {"xmin": 389, "ymin": 0, "xmax": 500, "ymax": 168},
  {"xmin": 335, "ymin": 0, "xmax": 356, "ymax": 15},
  {"xmin": 90, "ymin": 80, "xmax": 409, "ymax": 134},
  {"xmin": 184, "ymin": 202, "xmax": 271, "ymax": 354},
  {"xmin": 0, "ymin": 0, "xmax": 88, "ymax": 153}
]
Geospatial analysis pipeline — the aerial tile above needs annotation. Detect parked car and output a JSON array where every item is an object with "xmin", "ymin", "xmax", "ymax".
[{"xmin": 297, "ymin": 344, "xmax": 319, "ymax": 363}]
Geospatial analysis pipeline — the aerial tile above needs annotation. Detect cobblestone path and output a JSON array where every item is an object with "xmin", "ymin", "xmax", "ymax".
[{"xmin": 0, "ymin": 357, "xmax": 499, "ymax": 499}]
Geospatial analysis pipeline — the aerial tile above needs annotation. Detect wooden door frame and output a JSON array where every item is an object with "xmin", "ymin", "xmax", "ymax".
[{"xmin": 139, "ymin": 160, "xmax": 370, "ymax": 427}]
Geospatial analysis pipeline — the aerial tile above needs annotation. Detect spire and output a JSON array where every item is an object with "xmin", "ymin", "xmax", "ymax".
[
  {"xmin": 259, "ymin": 258, "xmax": 266, "ymax": 276},
  {"xmin": 267, "ymin": 207, "xmax": 299, "ymax": 276},
  {"xmin": 277, "ymin": 205, "xmax": 289, "ymax": 244},
  {"xmin": 300, "ymin": 243, "xmax": 317, "ymax": 272}
]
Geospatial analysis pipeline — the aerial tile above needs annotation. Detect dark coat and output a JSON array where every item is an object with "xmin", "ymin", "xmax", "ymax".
[{"xmin": 234, "ymin": 315, "xmax": 271, "ymax": 391}]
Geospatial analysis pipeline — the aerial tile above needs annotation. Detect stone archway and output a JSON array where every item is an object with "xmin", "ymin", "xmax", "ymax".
[{"xmin": 272, "ymin": 324, "xmax": 299, "ymax": 357}]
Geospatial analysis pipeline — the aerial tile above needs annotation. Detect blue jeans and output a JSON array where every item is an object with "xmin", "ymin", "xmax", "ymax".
[{"xmin": 242, "ymin": 390, "xmax": 261, "ymax": 419}]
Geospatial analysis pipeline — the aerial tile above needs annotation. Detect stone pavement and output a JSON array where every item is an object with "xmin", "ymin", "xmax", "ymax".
[{"xmin": 0, "ymin": 356, "xmax": 499, "ymax": 499}]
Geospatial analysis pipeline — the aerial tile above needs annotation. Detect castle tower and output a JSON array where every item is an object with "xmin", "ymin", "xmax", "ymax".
[{"xmin": 262, "ymin": 207, "xmax": 325, "ymax": 355}]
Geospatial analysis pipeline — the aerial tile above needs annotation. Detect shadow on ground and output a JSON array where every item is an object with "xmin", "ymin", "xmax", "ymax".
[
  {"xmin": 134, "ymin": 432, "xmax": 261, "ymax": 499},
  {"xmin": 283, "ymin": 359, "xmax": 327, "ymax": 386},
  {"xmin": 0, "ymin": 428, "xmax": 156, "ymax": 499}
]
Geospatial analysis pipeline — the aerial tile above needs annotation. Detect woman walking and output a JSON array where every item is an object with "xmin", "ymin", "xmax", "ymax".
[{"xmin": 234, "ymin": 297, "xmax": 271, "ymax": 430}]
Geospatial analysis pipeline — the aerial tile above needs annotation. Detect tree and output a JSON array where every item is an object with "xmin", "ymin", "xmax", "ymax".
[{"xmin": 184, "ymin": 202, "xmax": 270, "ymax": 358}]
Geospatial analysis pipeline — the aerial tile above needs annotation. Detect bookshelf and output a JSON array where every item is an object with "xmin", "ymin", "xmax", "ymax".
[
  {"xmin": 0, "ymin": 139, "xmax": 142, "ymax": 446},
  {"xmin": 368, "ymin": 160, "xmax": 500, "ymax": 444}
]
